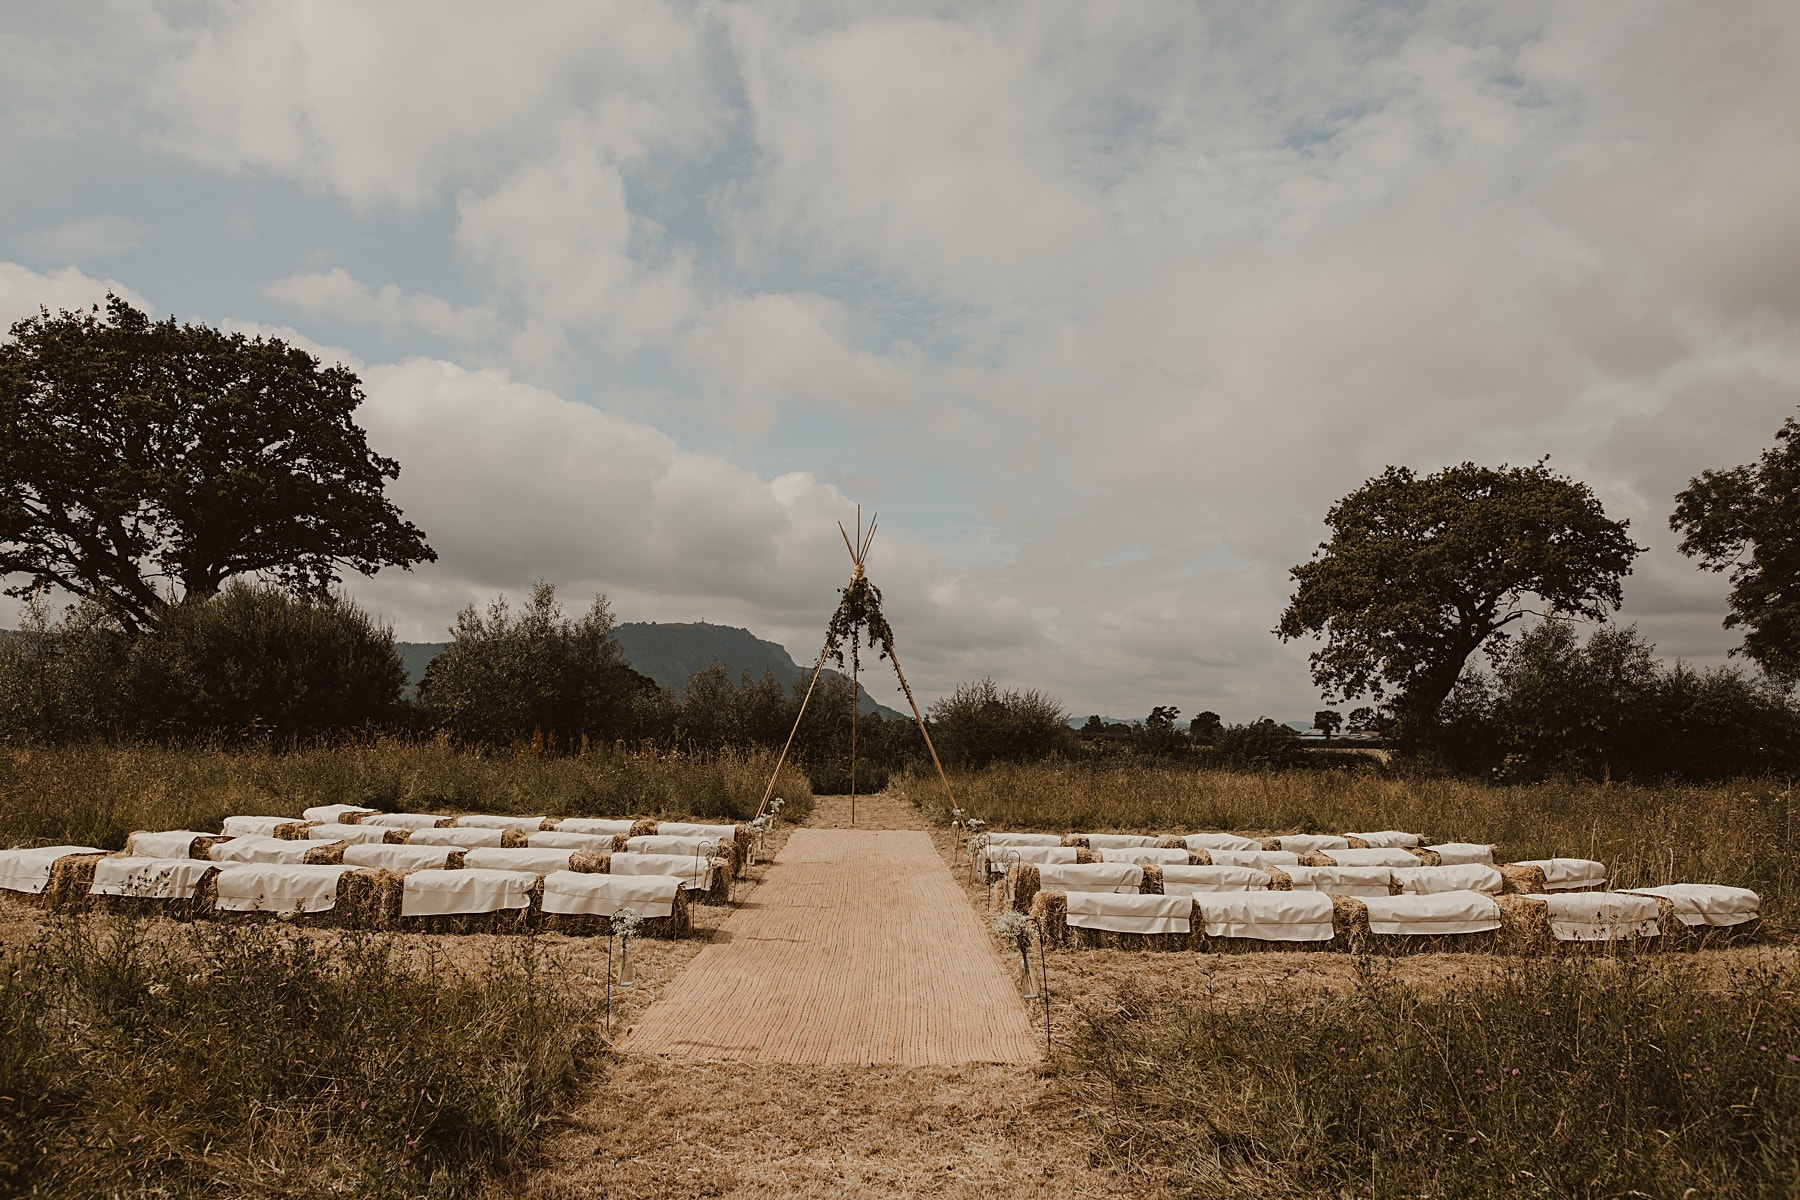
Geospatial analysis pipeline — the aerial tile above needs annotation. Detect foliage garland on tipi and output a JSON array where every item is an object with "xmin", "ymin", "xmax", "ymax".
[{"xmin": 757, "ymin": 509, "xmax": 958, "ymax": 824}]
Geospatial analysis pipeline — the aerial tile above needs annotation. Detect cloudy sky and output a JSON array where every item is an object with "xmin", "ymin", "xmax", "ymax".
[{"xmin": 3, "ymin": 1, "xmax": 1798, "ymax": 722}]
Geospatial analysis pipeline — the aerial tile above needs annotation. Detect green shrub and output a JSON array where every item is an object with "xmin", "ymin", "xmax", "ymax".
[
  {"xmin": 927, "ymin": 677, "xmax": 1070, "ymax": 767},
  {"xmin": 419, "ymin": 582, "xmax": 650, "ymax": 748},
  {"xmin": 1212, "ymin": 717, "xmax": 1304, "ymax": 769},
  {"xmin": 0, "ymin": 914, "xmax": 594, "ymax": 1198},
  {"xmin": 1068, "ymin": 959, "xmax": 1800, "ymax": 1199},
  {"xmin": 808, "ymin": 759, "xmax": 891, "ymax": 795}
]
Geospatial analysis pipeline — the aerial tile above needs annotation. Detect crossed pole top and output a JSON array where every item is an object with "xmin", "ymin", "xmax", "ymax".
[{"xmin": 839, "ymin": 505, "xmax": 876, "ymax": 579}]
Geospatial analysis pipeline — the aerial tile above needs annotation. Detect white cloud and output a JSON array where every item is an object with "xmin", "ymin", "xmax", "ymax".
[
  {"xmin": 0, "ymin": 262, "xmax": 147, "ymax": 326},
  {"xmin": 266, "ymin": 268, "xmax": 500, "ymax": 342},
  {"xmin": 21, "ymin": 215, "xmax": 143, "ymax": 261}
]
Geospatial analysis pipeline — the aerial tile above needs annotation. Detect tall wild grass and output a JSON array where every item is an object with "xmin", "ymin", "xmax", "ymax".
[
  {"xmin": 899, "ymin": 762, "xmax": 1799, "ymax": 930},
  {"xmin": 0, "ymin": 912, "xmax": 593, "ymax": 1198},
  {"xmin": 0, "ymin": 740, "xmax": 814, "ymax": 851},
  {"xmin": 1068, "ymin": 958, "xmax": 1800, "ymax": 1198}
]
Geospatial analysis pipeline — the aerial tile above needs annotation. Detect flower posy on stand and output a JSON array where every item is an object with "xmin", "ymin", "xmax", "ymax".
[
  {"xmin": 995, "ymin": 910, "xmax": 1038, "ymax": 999},
  {"xmin": 614, "ymin": 907, "xmax": 644, "ymax": 987}
]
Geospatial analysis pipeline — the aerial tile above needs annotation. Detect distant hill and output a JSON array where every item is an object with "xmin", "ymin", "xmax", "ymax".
[{"xmin": 397, "ymin": 620, "xmax": 904, "ymax": 717}]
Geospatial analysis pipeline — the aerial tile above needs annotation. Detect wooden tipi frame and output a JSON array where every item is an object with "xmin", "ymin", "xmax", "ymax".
[{"xmin": 756, "ymin": 508, "xmax": 958, "ymax": 826}]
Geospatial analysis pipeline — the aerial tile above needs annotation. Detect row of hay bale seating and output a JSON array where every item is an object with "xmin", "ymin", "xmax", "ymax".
[
  {"xmin": 0, "ymin": 804, "xmax": 756, "ymax": 937},
  {"xmin": 975, "ymin": 829, "xmax": 1760, "ymax": 954}
]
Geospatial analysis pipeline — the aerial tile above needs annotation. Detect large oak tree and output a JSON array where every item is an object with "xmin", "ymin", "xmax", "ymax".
[
  {"xmin": 1671, "ymin": 412, "xmax": 1800, "ymax": 683},
  {"xmin": 0, "ymin": 296, "xmax": 434, "ymax": 631},
  {"xmin": 1277, "ymin": 461, "xmax": 1641, "ymax": 731}
]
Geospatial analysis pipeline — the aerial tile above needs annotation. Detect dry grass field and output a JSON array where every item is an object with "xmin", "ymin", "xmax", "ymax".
[{"xmin": 4, "ymin": 751, "xmax": 1799, "ymax": 1198}]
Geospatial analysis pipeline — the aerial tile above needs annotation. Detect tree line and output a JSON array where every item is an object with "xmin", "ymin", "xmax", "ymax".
[{"xmin": 5, "ymin": 296, "xmax": 1800, "ymax": 783}]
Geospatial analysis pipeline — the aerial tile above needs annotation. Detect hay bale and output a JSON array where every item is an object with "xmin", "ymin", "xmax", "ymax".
[
  {"xmin": 1331, "ymin": 895, "xmax": 1370, "ymax": 948},
  {"xmin": 500, "ymin": 828, "xmax": 532, "ymax": 849},
  {"xmin": 1404, "ymin": 847, "xmax": 1444, "ymax": 866},
  {"xmin": 1074, "ymin": 847, "xmax": 1095, "ymax": 864},
  {"xmin": 1496, "ymin": 863, "xmax": 1547, "ymax": 894},
  {"xmin": 1495, "ymin": 895, "xmax": 1554, "ymax": 955},
  {"xmin": 1140, "ymin": 865, "xmax": 1164, "ymax": 896},
  {"xmin": 539, "ymin": 818, "xmax": 561, "ymax": 831},
  {"xmin": 568, "ymin": 849, "xmax": 609, "ymax": 873},
  {"xmin": 1187, "ymin": 849, "xmax": 1213, "ymax": 866},
  {"xmin": 1259, "ymin": 837, "xmax": 1283, "ymax": 851},
  {"xmin": 1344, "ymin": 836, "xmax": 1371, "ymax": 849},
  {"xmin": 1061, "ymin": 834, "xmax": 1090, "ymax": 849},
  {"xmin": 1155, "ymin": 836, "xmax": 1186, "ymax": 850},
  {"xmin": 699, "ymin": 856, "xmax": 732, "ymax": 906},
  {"xmin": 272, "ymin": 821, "xmax": 316, "ymax": 840},
  {"xmin": 539, "ymin": 884, "xmax": 693, "ymax": 939},
  {"xmin": 302, "ymin": 842, "xmax": 347, "ymax": 865},
  {"xmin": 43, "ymin": 853, "xmax": 107, "ymax": 912},
  {"xmin": 1295, "ymin": 852, "xmax": 1334, "ymax": 868},
  {"xmin": 1011, "ymin": 863, "xmax": 1042, "ymax": 914},
  {"xmin": 1029, "ymin": 889, "xmax": 1068, "ymax": 945},
  {"xmin": 398, "ymin": 874, "xmax": 545, "ymax": 936},
  {"xmin": 1266, "ymin": 867, "xmax": 1293, "ymax": 891},
  {"xmin": 630, "ymin": 819, "xmax": 659, "ymax": 839}
]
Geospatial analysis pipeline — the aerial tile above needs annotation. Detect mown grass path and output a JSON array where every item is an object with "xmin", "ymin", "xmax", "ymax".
[{"xmin": 620, "ymin": 824, "xmax": 1040, "ymax": 1065}]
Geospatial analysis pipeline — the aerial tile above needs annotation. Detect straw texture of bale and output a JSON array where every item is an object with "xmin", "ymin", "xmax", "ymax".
[
  {"xmin": 1258, "ymin": 837, "xmax": 1282, "ymax": 851},
  {"xmin": 1197, "ymin": 931, "xmax": 1336, "ymax": 954},
  {"xmin": 499, "ymin": 828, "xmax": 531, "ymax": 848},
  {"xmin": 1404, "ymin": 848, "xmax": 1445, "ymax": 866},
  {"xmin": 1187, "ymin": 850, "xmax": 1213, "ymax": 866},
  {"xmin": 1155, "ymin": 836, "xmax": 1186, "ymax": 850},
  {"xmin": 1495, "ymin": 895, "xmax": 1554, "ymax": 955},
  {"xmin": 1265, "ymin": 867, "xmax": 1294, "ymax": 891},
  {"xmin": 1296, "ymin": 852, "xmax": 1334, "ymax": 868},
  {"xmin": 1011, "ymin": 864, "xmax": 1041, "ymax": 913},
  {"xmin": 1074, "ymin": 847, "xmax": 1095, "ymax": 864},
  {"xmin": 1344, "ymin": 836, "xmax": 1370, "ymax": 849},
  {"xmin": 1029, "ymin": 889, "xmax": 1068, "ymax": 945},
  {"xmin": 1067, "ymin": 923, "xmax": 1197, "ymax": 952},
  {"xmin": 1330, "ymin": 895, "xmax": 1369, "ymax": 946},
  {"xmin": 1139, "ymin": 865, "xmax": 1164, "ymax": 896},
  {"xmin": 539, "ymin": 886, "xmax": 693, "ymax": 939},
  {"xmin": 202, "ymin": 868, "xmax": 386, "ymax": 928},
  {"xmin": 539, "ymin": 818, "xmax": 561, "ymax": 831},
  {"xmin": 272, "ymin": 822, "xmax": 318, "ymax": 839},
  {"xmin": 567, "ymin": 850, "xmax": 608, "ymax": 874},
  {"xmin": 699, "ymin": 856, "xmax": 732, "ymax": 906},
  {"xmin": 302, "ymin": 842, "xmax": 346, "ymax": 865},
  {"xmin": 1340, "ymin": 898, "xmax": 1502, "ymax": 955},
  {"xmin": 43, "ymin": 853, "xmax": 108, "ymax": 912},
  {"xmin": 1496, "ymin": 863, "xmax": 1548, "ymax": 894},
  {"xmin": 630, "ymin": 819, "xmax": 659, "ymax": 839},
  {"xmin": 96, "ymin": 866, "xmax": 223, "ymax": 921}
]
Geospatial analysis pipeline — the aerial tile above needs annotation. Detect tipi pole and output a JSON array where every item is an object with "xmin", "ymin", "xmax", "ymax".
[
  {"xmin": 758, "ymin": 637, "xmax": 832, "ymax": 820},
  {"xmin": 849, "ymin": 653, "xmax": 858, "ymax": 826},
  {"xmin": 886, "ymin": 647, "xmax": 958, "ymax": 812}
]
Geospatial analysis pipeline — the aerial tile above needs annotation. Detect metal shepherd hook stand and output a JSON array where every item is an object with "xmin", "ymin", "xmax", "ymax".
[{"xmin": 754, "ymin": 506, "xmax": 962, "ymax": 827}]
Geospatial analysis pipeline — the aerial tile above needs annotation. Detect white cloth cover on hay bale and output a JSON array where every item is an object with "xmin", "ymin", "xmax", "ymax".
[
  {"xmin": 1195, "ymin": 891, "xmax": 1335, "ymax": 941},
  {"xmin": 209, "ymin": 836, "xmax": 315, "ymax": 864},
  {"xmin": 1347, "ymin": 830, "xmax": 1422, "ymax": 848},
  {"xmin": 302, "ymin": 804, "xmax": 375, "ymax": 824},
  {"xmin": 1035, "ymin": 862, "xmax": 1143, "ymax": 894},
  {"xmin": 542, "ymin": 870, "xmax": 682, "ymax": 918},
  {"xmin": 1529, "ymin": 892, "xmax": 1661, "ymax": 941},
  {"xmin": 983, "ymin": 832, "xmax": 1064, "ymax": 847},
  {"xmin": 407, "ymin": 827, "xmax": 507, "ymax": 848},
  {"xmin": 90, "ymin": 857, "xmax": 216, "ymax": 899},
  {"xmin": 1427, "ymin": 842, "xmax": 1496, "ymax": 865},
  {"xmin": 125, "ymin": 831, "xmax": 218, "ymax": 859},
  {"xmin": 1362, "ymin": 890, "xmax": 1502, "ymax": 935},
  {"xmin": 625, "ymin": 835, "xmax": 723, "ymax": 857},
  {"xmin": 401, "ymin": 868, "xmax": 533, "ymax": 916},
  {"xmin": 1209, "ymin": 849, "xmax": 1300, "ymax": 869},
  {"xmin": 454, "ymin": 814, "xmax": 547, "ymax": 830},
  {"xmin": 987, "ymin": 844, "xmax": 1078, "ymax": 867},
  {"xmin": 1619, "ymin": 884, "xmax": 1760, "ymax": 927},
  {"xmin": 1512, "ymin": 858, "xmax": 1606, "ymax": 891},
  {"xmin": 552, "ymin": 818, "xmax": 639, "ymax": 836},
  {"xmin": 1065, "ymin": 890, "xmax": 1192, "ymax": 935},
  {"xmin": 1077, "ymin": 833, "xmax": 1160, "ymax": 849},
  {"xmin": 463, "ymin": 847, "xmax": 577, "ymax": 875},
  {"xmin": 1158, "ymin": 864, "xmax": 1273, "ymax": 893},
  {"xmin": 342, "ymin": 843, "xmax": 460, "ymax": 872},
  {"xmin": 0, "ymin": 846, "xmax": 104, "ymax": 893},
  {"xmin": 1284, "ymin": 866, "xmax": 1395, "ymax": 896},
  {"xmin": 655, "ymin": 822, "xmax": 738, "ymax": 841},
  {"xmin": 529, "ymin": 831, "xmax": 620, "ymax": 851},
  {"xmin": 306, "ymin": 823, "xmax": 392, "ymax": 845},
  {"xmin": 221, "ymin": 815, "xmax": 299, "ymax": 837},
  {"xmin": 1182, "ymin": 832, "xmax": 1263, "ymax": 852},
  {"xmin": 359, "ymin": 813, "xmax": 446, "ymax": 830},
  {"xmin": 1096, "ymin": 846, "xmax": 1191, "ymax": 865},
  {"xmin": 609, "ymin": 852, "xmax": 713, "ymax": 889},
  {"xmin": 1392, "ymin": 864, "xmax": 1504, "ymax": 895},
  {"xmin": 213, "ymin": 863, "xmax": 354, "ymax": 913},
  {"xmin": 1269, "ymin": 834, "xmax": 1350, "ymax": 852},
  {"xmin": 1320, "ymin": 847, "xmax": 1421, "ymax": 868}
]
